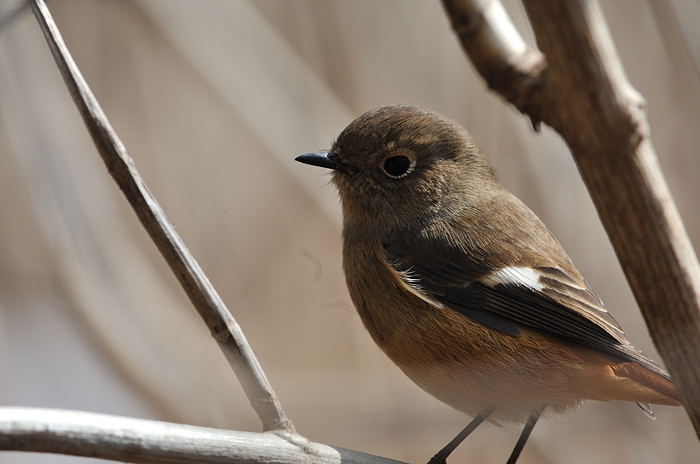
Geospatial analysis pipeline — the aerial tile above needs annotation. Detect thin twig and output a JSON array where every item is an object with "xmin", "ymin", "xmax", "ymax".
[
  {"xmin": 442, "ymin": 0, "xmax": 700, "ymax": 436},
  {"xmin": 29, "ymin": 0, "xmax": 294, "ymax": 432},
  {"xmin": 0, "ymin": 408, "xmax": 406, "ymax": 464}
]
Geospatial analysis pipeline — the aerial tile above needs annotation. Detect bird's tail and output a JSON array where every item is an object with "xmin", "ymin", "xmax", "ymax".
[
  {"xmin": 609, "ymin": 361, "xmax": 681, "ymax": 406},
  {"xmin": 573, "ymin": 346, "xmax": 681, "ymax": 410}
]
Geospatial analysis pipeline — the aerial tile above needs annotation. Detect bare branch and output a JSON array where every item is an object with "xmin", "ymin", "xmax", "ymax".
[
  {"xmin": 443, "ymin": 0, "xmax": 700, "ymax": 436},
  {"xmin": 0, "ymin": 408, "xmax": 406, "ymax": 464},
  {"xmin": 29, "ymin": 0, "xmax": 293, "ymax": 432},
  {"xmin": 440, "ymin": 0, "xmax": 545, "ymax": 119}
]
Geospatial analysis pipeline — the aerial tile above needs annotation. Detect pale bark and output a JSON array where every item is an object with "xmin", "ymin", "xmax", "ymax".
[{"xmin": 0, "ymin": 408, "xmax": 405, "ymax": 464}]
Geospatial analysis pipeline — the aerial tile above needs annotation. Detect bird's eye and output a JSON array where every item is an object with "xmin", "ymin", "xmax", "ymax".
[{"xmin": 381, "ymin": 155, "xmax": 415, "ymax": 179}]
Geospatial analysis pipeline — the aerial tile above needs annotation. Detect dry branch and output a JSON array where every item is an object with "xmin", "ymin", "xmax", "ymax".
[
  {"xmin": 440, "ymin": 0, "xmax": 545, "ymax": 120},
  {"xmin": 0, "ymin": 408, "xmax": 406, "ymax": 464},
  {"xmin": 29, "ymin": 0, "xmax": 293, "ymax": 432},
  {"xmin": 442, "ymin": 0, "xmax": 700, "ymax": 436}
]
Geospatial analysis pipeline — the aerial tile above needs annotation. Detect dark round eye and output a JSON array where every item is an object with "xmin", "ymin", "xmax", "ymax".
[{"xmin": 381, "ymin": 155, "xmax": 415, "ymax": 179}]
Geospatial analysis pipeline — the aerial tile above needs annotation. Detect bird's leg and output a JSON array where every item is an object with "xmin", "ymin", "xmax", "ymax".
[
  {"xmin": 505, "ymin": 405, "xmax": 545, "ymax": 464},
  {"xmin": 427, "ymin": 408, "xmax": 494, "ymax": 464}
]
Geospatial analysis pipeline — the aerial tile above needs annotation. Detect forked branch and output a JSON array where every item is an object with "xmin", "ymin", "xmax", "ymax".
[
  {"xmin": 442, "ymin": 0, "xmax": 700, "ymax": 436},
  {"xmin": 441, "ymin": 0, "xmax": 545, "ymax": 119}
]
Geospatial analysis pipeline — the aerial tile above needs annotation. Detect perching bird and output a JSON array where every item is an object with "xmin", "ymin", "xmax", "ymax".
[{"xmin": 295, "ymin": 105, "xmax": 680, "ymax": 464}]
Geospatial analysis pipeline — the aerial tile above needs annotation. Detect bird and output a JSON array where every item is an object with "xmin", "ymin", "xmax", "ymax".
[{"xmin": 295, "ymin": 105, "xmax": 680, "ymax": 464}]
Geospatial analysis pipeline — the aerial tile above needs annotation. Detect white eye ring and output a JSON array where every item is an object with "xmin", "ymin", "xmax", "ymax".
[{"xmin": 380, "ymin": 153, "xmax": 416, "ymax": 179}]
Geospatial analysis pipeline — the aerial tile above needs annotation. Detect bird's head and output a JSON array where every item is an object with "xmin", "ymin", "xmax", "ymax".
[{"xmin": 296, "ymin": 105, "xmax": 495, "ymax": 233}]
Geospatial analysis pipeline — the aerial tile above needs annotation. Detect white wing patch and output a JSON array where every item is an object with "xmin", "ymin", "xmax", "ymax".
[
  {"xmin": 481, "ymin": 266, "xmax": 544, "ymax": 291},
  {"xmin": 382, "ymin": 257, "xmax": 445, "ymax": 309}
]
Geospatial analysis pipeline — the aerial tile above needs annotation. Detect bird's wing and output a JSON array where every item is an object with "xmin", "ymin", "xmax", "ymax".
[{"xmin": 383, "ymin": 219, "xmax": 668, "ymax": 377}]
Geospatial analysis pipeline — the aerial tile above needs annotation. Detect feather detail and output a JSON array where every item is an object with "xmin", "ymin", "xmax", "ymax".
[
  {"xmin": 481, "ymin": 267, "xmax": 544, "ymax": 291},
  {"xmin": 382, "ymin": 255, "xmax": 445, "ymax": 309},
  {"xmin": 480, "ymin": 266, "xmax": 627, "ymax": 343},
  {"xmin": 385, "ymin": 239, "xmax": 677, "ymax": 400},
  {"xmin": 384, "ymin": 255, "xmax": 522, "ymax": 337},
  {"xmin": 610, "ymin": 362, "xmax": 681, "ymax": 405}
]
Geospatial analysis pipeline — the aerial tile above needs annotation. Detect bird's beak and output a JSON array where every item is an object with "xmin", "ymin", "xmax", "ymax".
[{"xmin": 295, "ymin": 151, "xmax": 341, "ymax": 171}]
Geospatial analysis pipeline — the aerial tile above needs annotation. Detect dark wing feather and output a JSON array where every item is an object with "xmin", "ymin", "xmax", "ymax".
[
  {"xmin": 384, "ymin": 225, "xmax": 669, "ymax": 379},
  {"xmin": 432, "ymin": 283, "xmax": 523, "ymax": 337}
]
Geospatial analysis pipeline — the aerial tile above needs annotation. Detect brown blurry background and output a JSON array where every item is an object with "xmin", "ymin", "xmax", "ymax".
[{"xmin": 0, "ymin": 1, "xmax": 698, "ymax": 463}]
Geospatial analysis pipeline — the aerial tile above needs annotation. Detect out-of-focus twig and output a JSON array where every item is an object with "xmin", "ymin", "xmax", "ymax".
[
  {"xmin": 135, "ymin": 0, "xmax": 349, "ymax": 223},
  {"xmin": 442, "ymin": 0, "xmax": 700, "ymax": 437},
  {"xmin": 648, "ymin": 0, "xmax": 700, "ymax": 83},
  {"xmin": 30, "ymin": 0, "xmax": 293, "ymax": 433},
  {"xmin": 0, "ymin": 0, "xmax": 29, "ymax": 35},
  {"xmin": 0, "ymin": 408, "xmax": 406, "ymax": 464}
]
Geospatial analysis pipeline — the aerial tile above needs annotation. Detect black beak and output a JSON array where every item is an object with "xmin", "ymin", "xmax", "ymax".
[{"xmin": 295, "ymin": 151, "xmax": 340, "ymax": 170}]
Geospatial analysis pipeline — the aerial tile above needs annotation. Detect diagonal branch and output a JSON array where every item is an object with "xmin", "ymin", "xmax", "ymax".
[
  {"xmin": 29, "ymin": 0, "xmax": 293, "ymax": 432},
  {"xmin": 0, "ymin": 408, "xmax": 406, "ymax": 464},
  {"xmin": 442, "ymin": 0, "xmax": 700, "ymax": 436}
]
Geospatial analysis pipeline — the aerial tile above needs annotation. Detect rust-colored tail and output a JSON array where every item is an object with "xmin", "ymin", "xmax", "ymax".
[
  {"xmin": 572, "ymin": 345, "xmax": 681, "ymax": 407},
  {"xmin": 610, "ymin": 362, "xmax": 681, "ymax": 406}
]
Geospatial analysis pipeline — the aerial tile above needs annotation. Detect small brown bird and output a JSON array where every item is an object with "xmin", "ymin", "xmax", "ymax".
[{"xmin": 296, "ymin": 105, "xmax": 680, "ymax": 464}]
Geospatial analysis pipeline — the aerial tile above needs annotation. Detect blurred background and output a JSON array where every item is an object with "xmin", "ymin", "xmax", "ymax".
[{"xmin": 0, "ymin": 0, "xmax": 698, "ymax": 463}]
